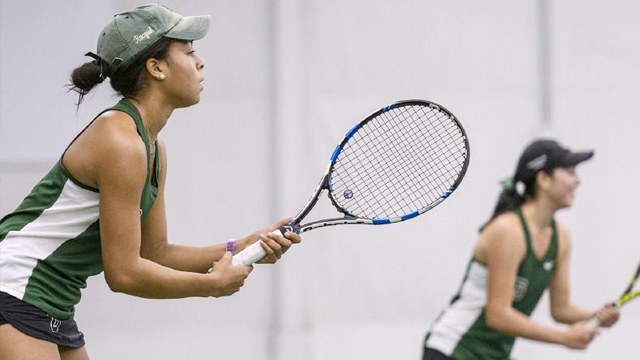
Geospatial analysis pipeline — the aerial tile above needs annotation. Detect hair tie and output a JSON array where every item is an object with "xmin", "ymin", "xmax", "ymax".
[
  {"xmin": 501, "ymin": 177, "xmax": 515, "ymax": 192},
  {"xmin": 501, "ymin": 177, "xmax": 527, "ymax": 197},
  {"xmin": 84, "ymin": 52, "xmax": 107, "ymax": 81}
]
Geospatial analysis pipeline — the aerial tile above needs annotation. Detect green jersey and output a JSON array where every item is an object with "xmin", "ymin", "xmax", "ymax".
[
  {"xmin": 425, "ymin": 208, "xmax": 558, "ymax": 360},
  {"xmin": 0, "ymin": 98, "xmax": 158, "ymax": 320}
]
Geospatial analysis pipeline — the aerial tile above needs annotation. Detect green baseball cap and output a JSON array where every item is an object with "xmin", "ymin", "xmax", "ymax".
[{"xmin": 90, "ymin": 3, "xmax": 211, "ymax": 74}]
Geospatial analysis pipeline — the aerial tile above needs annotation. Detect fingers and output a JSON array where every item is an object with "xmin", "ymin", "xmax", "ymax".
[
  {"xmin": 207, "ymin": 253, "xmax": 253, "ymax": 297},
  {"xmin": 268, "ymin": 230, "xmax": 299, "ymax": 257},
  {"xmin": 596, "ymin": 303, "xmax": 620, "ymax": 327},
  {"xmin": 577, "ymin": 330, "xmax": 596, "ymax": 349},
  {"xmin": 564, "ymin": 322, "xmax": 598, "ymax": 349},
  {"xmin": 253, "ymin": 230, "xmax": 297, "ymax": 264},
  {"xmin": 248, "ymin": 217, "xmax": 302, "ymax": 265},
  {"xmin": 258, "ymin": 238, "xmax": 280, "ymax": 261},
  {"xmin": 283, "ymin": 230, "xmax": 302, "ymax": 244}
]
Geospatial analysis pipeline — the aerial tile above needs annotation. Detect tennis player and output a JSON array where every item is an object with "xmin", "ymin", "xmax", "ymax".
[
  {"xmin": 422, "ymin": 139, "xmax": 619, "ymax": 360},
  {"xmin": 0, "ymin": 4, "xmax": 300, "ymax": 359}
]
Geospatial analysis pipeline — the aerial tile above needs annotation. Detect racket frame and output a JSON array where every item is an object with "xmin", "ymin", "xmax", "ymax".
[
  {"xmin": 587, "ymin": 260, "xmax": 640, "ymax": 329},
  {"xmin": 286, "ymin": 99, "xmax": 470, "ymax": 234},
  {"xmin": 232, "ymin": 99, "xmax": 470, "ymax": 266}
]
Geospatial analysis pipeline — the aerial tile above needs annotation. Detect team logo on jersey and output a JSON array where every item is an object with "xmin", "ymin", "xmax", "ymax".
[
  {"xmin": 514, "ymin": 276, "xmax": 529, "ymax": 302},
  {"xmin": 543, "ymin": 260, "xmax": 555, "ymax": 271},
  {"xmin": 50, "ymin": 317, "xmax": 62, "ymax": 333}
]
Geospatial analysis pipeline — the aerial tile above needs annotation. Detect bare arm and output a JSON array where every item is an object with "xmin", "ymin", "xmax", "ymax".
[
  {"xmin": 90, "ymin": 112, "xmax": 251, "ymax": 298},
  {"xmin": 548, "ymin": 223, "xmax": 593, "ymax": 324},
  {"xmin": 137, "ymin": 139, "xmax": 302, "ymax": 272},
  {"xmin": 137, "ymin": 137, "xmax": 227, "ymax": 273},
  {"xmin": 549, "ymin": 223, "xmax": 621, "ymax": 327},
  {"xmin": 481, "ymin": 214, "xmax": 595, "ymax": 349}
]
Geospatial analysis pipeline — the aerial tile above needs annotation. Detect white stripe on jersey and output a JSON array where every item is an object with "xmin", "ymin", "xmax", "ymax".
[
  {"xmin": 0, "ymin": 180, "xmax": 99, "ymax": 299},
  {"xmin": 425, "ymin": 261, "xmax": 488, "ymax": 355}
]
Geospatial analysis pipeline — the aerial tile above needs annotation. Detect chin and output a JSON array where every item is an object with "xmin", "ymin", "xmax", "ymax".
[
  {"xmin": 176, "ymin": 96, "xmax": 201, "ymax": 109},
  {"xmin": 562, "ymin": 197, "xmax": 575, "ymax": 208}
]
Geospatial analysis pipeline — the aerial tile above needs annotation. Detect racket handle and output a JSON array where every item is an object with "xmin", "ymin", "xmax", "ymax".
[
  {"xmin": 231, "ymin": 229, "xmax": 284, "ymax": 266},
  {"xmin": 586, "ymin": 316, "xmax": 601, "ymax": 330}
]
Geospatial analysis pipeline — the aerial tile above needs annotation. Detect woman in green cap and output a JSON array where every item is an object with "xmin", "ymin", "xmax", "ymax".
[
  {"xmin": 421, "ymin": 139, "xmax": 619, "ymax": 360},
  {"xmin": 0, "ymin": 4, "xmax": 300, "ymax": 359}
]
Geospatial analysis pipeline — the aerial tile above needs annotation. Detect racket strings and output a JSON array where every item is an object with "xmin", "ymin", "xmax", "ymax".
[
  {"xmin": 342, "ymin": 109, "xmax": 438, "ymax": 214},
  {"xmin": 330, "ymin": 104, "xmax": 468, "ymax": 219}
]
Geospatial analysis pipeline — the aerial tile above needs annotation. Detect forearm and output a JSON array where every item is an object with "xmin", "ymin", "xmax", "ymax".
[
  {"xmin": 486, "ymin": 307, "xmax": 567, "ymax": 345},
  {"xmin": 145, "ymin": 243, "xmax": 229, "ymax": 273},
  {"xmin": 104, "ymin": 257, "xmax": 215, "ymax": 298},
  {"xmin": 551, "ymin": 302, "xmax": 594, "ymax": 324}
]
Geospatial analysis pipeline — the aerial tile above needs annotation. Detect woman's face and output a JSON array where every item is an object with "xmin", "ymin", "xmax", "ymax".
[
  {"xmin": 543, "ymin": 167, "xmax": 581, "ymax": 208},
  {"xmin": 158, "ymin": 41, "xmax": 205, "ymax": 108}
]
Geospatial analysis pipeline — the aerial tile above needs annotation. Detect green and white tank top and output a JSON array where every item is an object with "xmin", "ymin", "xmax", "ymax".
[
  {"xmin": 0, "ymin": 98, "xmax": 158, "ymax": 320},
  {"xmin": 424, "ymin": 208, "xmax": 558, "ymax": 360}
]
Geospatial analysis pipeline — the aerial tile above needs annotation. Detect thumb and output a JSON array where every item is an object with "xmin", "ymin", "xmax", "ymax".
[{"xmin": 220, "ymin": 251, "xmax": 233, "ymax": 262}]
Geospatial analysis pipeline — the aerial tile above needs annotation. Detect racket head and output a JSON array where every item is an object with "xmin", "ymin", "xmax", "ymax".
[{"xmin": 322, "ymin": 99, "xmax": 470, "ymax": 226}]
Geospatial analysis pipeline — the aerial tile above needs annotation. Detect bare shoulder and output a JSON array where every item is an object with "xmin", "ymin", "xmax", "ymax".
[
  {"xmin": 475, "ymin": 212, "xmax": 526, "ymax": 264},
  {"xmin": 93, "ymin": 111, "xmax": 148, "ymax": 185},
  {"xmin": 64, "ymin": 110, "xmax": 147, "ymax": 188},
  {"xmin": 483, "ymin": 212, "xmax": 523, "ymax": 243},
  {"xmin": 91, "ymin": 110, "xmax": 145, "ymax": 150},
  {"xmin": 78, "ymin": 110, "xmax": 147, "ymax": 187}
]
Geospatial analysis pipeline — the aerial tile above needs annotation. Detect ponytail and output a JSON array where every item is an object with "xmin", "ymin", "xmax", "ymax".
[
  {"xmin": 479, "ymin": 177, "xmax": 536, "ymax": 232},
  {"xmin": 67, "ymin": 37, "xmax": 174, "ymax": 107},
  {"xmin": 68, "ymin": 57, "xmax": 109, "ymax": 106}
]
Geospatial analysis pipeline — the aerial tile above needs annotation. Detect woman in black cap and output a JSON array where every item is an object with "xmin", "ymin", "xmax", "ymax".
[
  {"xmin": 0, "ymin": 4, "xmax": 300, "ymax": 359},
  {"xmin": 421, "ymin": 139, "xmax": 619, "ymax": 360}
]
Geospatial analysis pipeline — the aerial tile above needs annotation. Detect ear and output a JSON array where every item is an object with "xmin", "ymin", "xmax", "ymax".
[
  {"xmin": 145, "ymin": 57, "xmax": 166, "ymax": 81},
  {"xmin": 535, "ymin": 170, "xmax": 552, "ymax": 191}
]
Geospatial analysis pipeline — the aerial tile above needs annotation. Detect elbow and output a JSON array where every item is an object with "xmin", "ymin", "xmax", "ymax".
[
  {"xmin": 485, "ymin": 307, "xmax": 507, "ymax": 331},
  {"xmin": 485, "ymin": 311, "xmax": 500, "ymax": 330},
  {"xmin": 104, "ymin": 269, "xmax": 137, "ymax": 294},
  {"xmin": 550, "ymin": 309, "xmax": 569, "ymax": 324}
]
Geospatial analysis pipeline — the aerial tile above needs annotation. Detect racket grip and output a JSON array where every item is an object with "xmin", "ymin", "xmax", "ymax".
[
  {"xmin": 585, "ymin": 316, "xmax": 601, "ymax": 330},
  {"xmin": 231, "ymin": 229, "xmax": 284, "ymax": 266}
]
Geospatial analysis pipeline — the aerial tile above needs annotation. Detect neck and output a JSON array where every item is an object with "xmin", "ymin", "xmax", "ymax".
[
  {"xmin": 520, "ymin": 199, "xmax": 556, "ymax": 230},
  {"xmin": 522, "ymin": 199, "xmax": 557, "ymax": 229},
  {"xmin": 126, "ymin": 94, "xmax": 174, "ymax": 143}
]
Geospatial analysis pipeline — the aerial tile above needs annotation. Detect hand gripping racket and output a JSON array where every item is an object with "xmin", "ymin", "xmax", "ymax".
[
  {"xmin": 586, "ymin": 260, "xmax": 640, "ymax": 329},
  {"xmin": 231, "ymin": 99, "xmax": 470, "ymax": 266}
]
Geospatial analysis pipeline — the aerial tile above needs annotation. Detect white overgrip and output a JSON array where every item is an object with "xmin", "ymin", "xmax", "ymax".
[
  {"xmin": 585, "ymin": 316, "xmax": 601, "ymax": 330},
  {"xmin": 231, "ymin": 229, "xmax": 283, "ymax": 266}
]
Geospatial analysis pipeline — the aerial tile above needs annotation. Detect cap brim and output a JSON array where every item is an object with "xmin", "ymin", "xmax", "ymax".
[
  {"xmin": 564, "ymin": 150, "xmax": 594, "ymax": 166},
  {"xmin": 165, "ymin": 15, "xmax": 211, "ymax": 41}
]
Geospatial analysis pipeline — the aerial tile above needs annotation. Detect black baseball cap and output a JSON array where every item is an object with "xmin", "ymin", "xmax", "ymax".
[{"xmin": 514, "ymin": 139, "xmax": 594, "ymax": 182}]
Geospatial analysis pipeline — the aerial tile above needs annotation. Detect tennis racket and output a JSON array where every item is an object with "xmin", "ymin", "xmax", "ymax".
[
  {"xmin": 586, "ymin": 259, "xmax": 640, "ymax": 329},
  {"xmin": 231, "ymin": 99, "xmax": 470, "ymax": 266}
]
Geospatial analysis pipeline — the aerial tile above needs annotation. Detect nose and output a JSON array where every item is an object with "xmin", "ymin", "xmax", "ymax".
[{"xmin": 196, "ymin": 54, "xmax": 205, "ymax": 70}]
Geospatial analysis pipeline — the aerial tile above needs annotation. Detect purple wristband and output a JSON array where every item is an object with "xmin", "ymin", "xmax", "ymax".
[{"xmin": 226, "ymin": 239, "xmax": 236, "ymax": 254}]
